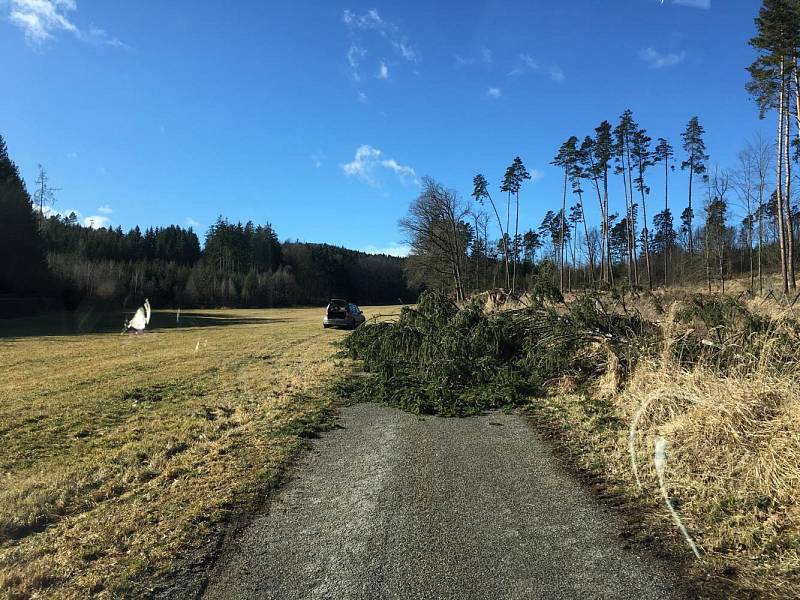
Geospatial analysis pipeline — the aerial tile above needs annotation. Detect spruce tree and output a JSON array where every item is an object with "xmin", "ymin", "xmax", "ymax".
[{"xmin": 0, "ymin": 135, "xmax": 49, "ymax": 295}]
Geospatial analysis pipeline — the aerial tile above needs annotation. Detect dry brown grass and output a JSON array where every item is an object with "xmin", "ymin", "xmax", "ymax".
[
  {"xmin": 0, "ymin": 306, "xmax": 397, "ymax": 599},
  {"xmin": 527, "ymin": 292, "xmax": 800, "ymax": 598}
]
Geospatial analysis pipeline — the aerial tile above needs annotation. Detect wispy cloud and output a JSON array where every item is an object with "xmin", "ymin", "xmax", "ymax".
[
  {"xmin": 639, "ymin": 46, "xmax": 686, "ymax": 69},
  {"xmin": 342, "ymin": 144, "xmax": 418, "ymax": 187},
  {"xmin": 509, "ymin": 54, "xmax": 564, "ymax": 82},
  {"xmin": 672, "ymin": 0, "xmax": 711, "ymax": 9},
  {"xmin": 83, "ymin": 215, "xmax": 111, "ymax": 229},
  {"xmin": 97, "ymin": 205, "xmax": 112, "ymax": 214},
  {"xmin": 343, "ymin": 9, "xmax": 417, "ymax": 82},
  {"xmin": 186, "ymin": 217, "xmax": 201, "ymax": 228},
  {"xmin": 66, "ymin": 151, "xmax": 78, "ymax": 159},
  {"xmin": 454, "ymin": 46, "xmax": 492, "ymax": 68},
  {"xmin": 486, "ymin": 87, "xmax": 501, "ymax": 99},
  {"xmin": 530, "ymin": 168, "xmax": 543, "ymax": 182},
  {"xmin": 361, "ymin": 243, "xmax": 410, "ymax": 257},
  {"xmin": 347, "ymin": 44, "xmax": 366, "ymax": 80},
  {"xmin": 377, "ymin": 61, "xmax": 389, "ymax": 80},
  {"xmin": 7, "ymin": 0, "xmax": 125, "ymax": 48},
  {"xmin": 358, "ymin": 91, "xmax": 368, "ymax": 103},
  {"xmin": 509, "ymin": 53, "xmax": 539, "ymax": 76}
]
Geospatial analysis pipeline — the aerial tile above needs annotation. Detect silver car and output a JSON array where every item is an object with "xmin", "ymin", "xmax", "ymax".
[{"xmin": 323, "ymin": 299, "xmax": 366, "ymax": 329}]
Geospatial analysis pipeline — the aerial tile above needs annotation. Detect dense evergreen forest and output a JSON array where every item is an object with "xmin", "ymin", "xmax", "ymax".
[{"xmin": 0, "ymin": 136, "xmax": 415, "ymax": 314}]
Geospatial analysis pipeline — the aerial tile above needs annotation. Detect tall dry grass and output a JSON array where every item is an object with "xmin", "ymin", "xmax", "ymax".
[{"xmin": 531, "ymin": 291, "xmax": 800, "ymax": 598}]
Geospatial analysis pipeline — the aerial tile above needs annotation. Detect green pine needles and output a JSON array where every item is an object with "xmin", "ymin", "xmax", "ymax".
[
  {"xmin": 341, "ymin": 289, "xmax": 658, "ymax": 416},
  {"xmin": 341, "ymin": 289, "xmax": 798, "ymax": 417}
]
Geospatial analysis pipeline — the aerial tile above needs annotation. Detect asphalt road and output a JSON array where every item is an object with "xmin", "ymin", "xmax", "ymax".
[{"xmin": 203, "ymin": 403, "xmax": 685, "ymax": 600}]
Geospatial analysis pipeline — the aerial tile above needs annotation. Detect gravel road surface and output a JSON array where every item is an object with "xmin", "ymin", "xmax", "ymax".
[{"xmin": 203, "ymin": 403, "xmax": 686, "ymax": 600}]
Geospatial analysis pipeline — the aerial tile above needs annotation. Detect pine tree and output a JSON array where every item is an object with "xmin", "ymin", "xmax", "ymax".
[
  {"xmin": 747, "ymin": 0, "xmax": 800, "ymax": 293},
  {"xmin": 500, "ymin": 157, "xmax": 531, "ymax": 293},
  {"xmin": 593, "ymin": 121, "xmax": 614, "ymax": 285},
  {"xmin": 614, "ymin": 110, "xmax": 639, "ymax": 286},
  {"xmin": 552, "ymin": 138, "xmax": 578, "ymax": 292},
  {"xmin": 680, "ymin": 116, "xmax": 710, "ymax": 256},
  {"xmin": 631, "ymin": 128, "xmax": 654, "ymax": 289},
  {"xmin": 653, "ymin": 138, "xmax": 675, "ymax": 285},
  {"xmin": 472, "ymin": 174, "xmax": 509, "ymax": 289}
]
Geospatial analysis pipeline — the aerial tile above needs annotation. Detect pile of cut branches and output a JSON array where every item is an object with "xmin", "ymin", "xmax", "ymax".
[{"xmin": 341, "ymin": 290, "xmax": 659, "ymax": 416}]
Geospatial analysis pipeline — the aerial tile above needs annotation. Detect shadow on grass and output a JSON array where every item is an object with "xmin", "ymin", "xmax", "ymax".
[{"xmin": 0, "ymin": 310, "xmax": 287, "ymax": 339}]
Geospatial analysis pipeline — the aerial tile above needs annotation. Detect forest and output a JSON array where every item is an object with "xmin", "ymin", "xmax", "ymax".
[{"xmin": 0, "ymin": 137, "xmax": 415, "ymax": 314}]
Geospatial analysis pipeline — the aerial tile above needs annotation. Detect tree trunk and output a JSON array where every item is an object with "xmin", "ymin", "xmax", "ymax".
[
  {"xmin": 758, "ymin": 194, "xmax": 764, "ymax": 295},
  {"xmin": 636, "ymin": 153, "xmax": 652, "ymax": 290},
  {"xmin": 512, "ymin": 193, "xmax": 520, "ymax": 294},
  {"xmin": 705, "ymin": 227, "xmax": 711, "ymax": 293},
  {"xmin": 505, "ymin": 194, "xmax": 512, "ymax": 289},
  {"xmin": 784, "ymin": 74, "xmax": 796, "ymax": 290},
  {"xmin": 560, "ymin": 170, "xmax": 567, "ymax": 293},
  {"xmin": 626, "ymin": 146, "xmax": 639, "ymax": 285},
  {"xmin": 640, "ymin": 184, "xmax": 653, "ymax": 290},
  {"xmin": 664, "ymin": 157, "xmax": 670, "ymax": 287},
  {"xmin": 748, "ymin": 197, "xmax": 754, "ymax": 293},
  {"xmin": 777, "ymin": 61, "xmax": 789, "ymax": 295},
  {"xmin": 621, "ymin": 162, "xmax": 633, "ymax": 285},
  {"xmin": 688, "ymin": 148, "xmax": 694, "ymax": 255},
  {"xmin": 603, "ymin": 168, "xmax": 614, "ymax": 286},
  {"xmin": 578, "ymin": 192, "xmax": 594, "ymax": 284}
]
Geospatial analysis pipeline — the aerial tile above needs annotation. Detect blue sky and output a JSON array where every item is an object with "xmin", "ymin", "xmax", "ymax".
[{"xmin": 0, "ymin": 0, "xmax": 770, "ymax": 255}]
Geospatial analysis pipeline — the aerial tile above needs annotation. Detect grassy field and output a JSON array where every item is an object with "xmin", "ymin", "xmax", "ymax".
[{"xmin": 0, "ymin": 306, "xmax": 397, "ymax": 599}]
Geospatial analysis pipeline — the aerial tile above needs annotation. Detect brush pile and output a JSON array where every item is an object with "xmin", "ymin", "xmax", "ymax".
[{"xmin": 342, "ymin": 289, "xmax": 659, "ymax": 415}]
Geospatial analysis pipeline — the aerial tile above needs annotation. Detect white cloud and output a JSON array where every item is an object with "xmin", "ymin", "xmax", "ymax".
[
  {"xmin": 639, "ymin": 47, "xmax": 686, "ymax": 69},
  {"xmin": 672, "ymin": 0, "xmax": 711, "ymax": 9},
  {"xmin": 358, "ymin": 91, "xmax": 368, "ymax": 103},
  {"xmin": 361, "ymin": 243, "xmax": 410, "ymax": 257},
  {"xmin": 97, "ymin": 205, "xmax": 112, "ymax": 214},
  {"xmin": 343, "ymin": 8, "xmax": 417, "ymax": 82},
  {"xmin": 342, "ymin": 144, "xmax": 418, "ymax": 187},
  {"xmin": 509, "ymin": 53, "xmax": 540, "ymax": 76},
  {"xmin": 66, "ymin": 151, "xmax": 78, "ymax": 159},
  {"xmin": 549, "ymin": 65, "xmax": 565, "ymax": 82},
  {"xmin": 186, "ymin": 217, "xmax": 201, "ymax": 228},
  {"xmin": 455, "ymin": 46, "xmax": 492, "ymax": 68},
  {"xmin": 347, "ymin": 44, "xmax": 366, "ymax": 80},
  {"xmin": 509, "ymin": 55, "xmax": 562, "ymax": 81},
  {"xmin": 377, "ymin": 61, "xmax": 389, "ymax": 79},
  {"xmin": 83, "ymin": 215, "xmax": 111, "ymax": 229},
  {"xmin": 486, "ymin": 87, "xmax": 501, "ymax": 98},
  {"xmin": 530, "ymin": 168, "xmax": 543, "ymax": 182},
  {"xmin": 7, "ymin": 0, "xmax": 124, "ymax": 48}
]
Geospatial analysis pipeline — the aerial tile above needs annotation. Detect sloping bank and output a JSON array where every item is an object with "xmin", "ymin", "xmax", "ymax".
[{"xmin": 340, "ymin": 290, "xmax": 800, "ymax": 599}]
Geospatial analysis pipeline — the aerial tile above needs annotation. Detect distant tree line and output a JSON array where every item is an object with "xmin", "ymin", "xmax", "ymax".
[{"xmin": 0, "ymin": 135, "xmax": 416, "ymax": 313}]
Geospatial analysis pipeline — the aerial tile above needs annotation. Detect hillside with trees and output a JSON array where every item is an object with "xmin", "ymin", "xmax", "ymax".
[{"xmin": 0, "ymin": 135, "xmax": 416, "ymax": 314}]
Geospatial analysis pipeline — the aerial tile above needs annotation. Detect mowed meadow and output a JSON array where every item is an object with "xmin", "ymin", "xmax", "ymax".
[{"xmin": 0, "ymin": 306, "xmax": 396, "ymax": 598}]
